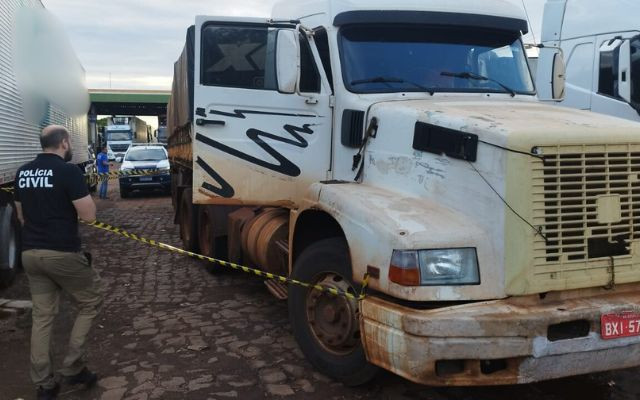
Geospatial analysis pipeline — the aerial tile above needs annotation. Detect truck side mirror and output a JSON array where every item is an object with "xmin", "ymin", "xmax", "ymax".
[
  {"xmin": 618, "ymin": 39, "xmax": 632, "ymax": 103},
  {"xmin": 536, "ymin": 47, "xmax": 565, "ymax": 101},
  {"xmin": 551, "ymin": 51, "xmax": 566, "ymax": 101},
  {"xmin": 276, "ymin": 30, "xmax": 299, "ymax": 94}
]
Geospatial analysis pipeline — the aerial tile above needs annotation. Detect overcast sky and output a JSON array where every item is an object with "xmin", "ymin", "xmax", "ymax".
[{"xmin": 41, "ymin": 0, "xmax": 546, "ymax": 91}]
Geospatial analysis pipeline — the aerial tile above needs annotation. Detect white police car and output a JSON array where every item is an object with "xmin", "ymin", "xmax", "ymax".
[{"xmin": 118, "ymin": 145, "xmax": 170, "ymax": 198}]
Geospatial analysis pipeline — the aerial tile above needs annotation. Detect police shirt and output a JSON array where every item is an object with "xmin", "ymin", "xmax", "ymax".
[{"xmin": 15, "ymin": 153, "xmax": 89, "ymax": 252}]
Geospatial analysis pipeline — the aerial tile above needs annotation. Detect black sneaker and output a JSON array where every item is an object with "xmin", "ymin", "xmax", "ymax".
[
  {"xmin": 65, "ymin": 367, "xmax": 98, "ymax": 388},
  {"xmin": 37, "ymin": 383, "xmax": 60, "ymax": 400}
]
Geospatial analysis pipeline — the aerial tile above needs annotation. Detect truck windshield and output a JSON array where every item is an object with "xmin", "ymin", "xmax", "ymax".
[
  {"xmin": 339, "ymin": 25, "xmax": 535, "ymax": 95},
  {"xmin": 107, "ymin": 130, "xmax": 132, "ymax": 141}
]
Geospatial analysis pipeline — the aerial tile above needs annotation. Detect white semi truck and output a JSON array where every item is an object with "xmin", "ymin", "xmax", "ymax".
[
  {"xmin": 537, "ymin": 0, "xmax": 640, "ymax": 122},
  {"xmin": 105, "ymin": 116, "xmax": 150, "ymax": 161},
  {"xmin": 168, "ymin": 0, "xmax": 640, "ymax": 386},
  {"xmin": 155, "ymin": 125, "xmax": 168, "ymax": 144},
  {"xmin": 0, "ymin": 0, "xmax": 92, "ymax": 288}
]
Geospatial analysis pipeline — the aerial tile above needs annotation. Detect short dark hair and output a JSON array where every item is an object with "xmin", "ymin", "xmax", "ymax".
[
  {"xmin": 40, "ymin": 126, "xmax": 70, "ymax": 150},
  {"xmin": 96, "ymin": 146, "xmax": 102, "ymax": 153}
]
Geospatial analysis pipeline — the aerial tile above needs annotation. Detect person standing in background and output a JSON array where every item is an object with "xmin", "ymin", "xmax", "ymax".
[{"xmin": 96, "ymin": 146, "xmax": 110, "ymax": 199}]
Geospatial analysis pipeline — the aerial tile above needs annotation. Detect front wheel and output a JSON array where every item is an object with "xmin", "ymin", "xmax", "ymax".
[{"xmin": 288, "ymin": 237, "xmax": 378, "ymax": 386}]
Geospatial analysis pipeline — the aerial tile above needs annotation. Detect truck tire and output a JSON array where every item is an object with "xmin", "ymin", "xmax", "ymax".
[
  {"xmin": 198, "ymin": 206, "xmax": 216, "ymax": 258},
  {"xmin": 179, "ymin": 188, "xmax": 199, "ymax": 252},
  {"xmin": 288, "ymin": 237, "xmax": 379, "ymax": 386},
  {"xmin": 0, "ymin": 205, "xmax": 20, "ymax": 288},
  {"xmin": 198, "ymin": 206, "xmax": 229, "ymax": 274},
  {"xmin": 170, "ymin": 172, "xmax": 179, "ymax": 209}
]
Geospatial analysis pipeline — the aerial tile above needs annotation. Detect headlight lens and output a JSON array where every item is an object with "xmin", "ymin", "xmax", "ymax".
[{"xmin": 418, "ymin": 248, "xmax": 479, "ymax": 285}]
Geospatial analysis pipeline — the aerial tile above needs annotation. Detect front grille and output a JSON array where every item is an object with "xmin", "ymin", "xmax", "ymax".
[
  {"xmin": 532, "ymin": 144, "xmax": 640, "ymax": 272},
  {"xmin": 110, "ymin": 144, "xmax": 129, "ymax": 152}
]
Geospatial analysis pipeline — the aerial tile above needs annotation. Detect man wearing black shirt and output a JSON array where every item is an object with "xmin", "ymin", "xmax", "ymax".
[{"xmin": 15, "ymin": 125, "xmax": 102, "ymax": 400}]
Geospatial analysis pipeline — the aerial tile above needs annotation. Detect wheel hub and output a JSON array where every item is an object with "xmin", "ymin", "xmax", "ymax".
[{"xmin": 306, "ymin": 273, "xmax": 360, "ymax": 355}]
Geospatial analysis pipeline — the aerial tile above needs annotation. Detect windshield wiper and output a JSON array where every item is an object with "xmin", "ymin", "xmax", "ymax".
[
  {"xmin": 351, "ymin": 76, "xmax": 434, "ymax": 95},
  {"xmin": 440, "ymin": 71, "xmax": 517, "ymax": 97}
]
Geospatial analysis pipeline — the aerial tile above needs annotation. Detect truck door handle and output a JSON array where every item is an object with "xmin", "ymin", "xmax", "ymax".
[{"xmin": 196, "ymin": 118, "xmax": 226, "ymax": 126}]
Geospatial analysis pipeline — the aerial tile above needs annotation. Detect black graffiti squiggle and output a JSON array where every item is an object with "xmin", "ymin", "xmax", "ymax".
[
  {"xmin": 195, "ymin": 123, "xmax": 315, "ymax": 177},
  {"xmin": 196, "ymin": 156, "xmax": 235, "ymax": 198},
  {"xmin": 209, "ymin": 109, "xmax": 316, "ymax": 119}
]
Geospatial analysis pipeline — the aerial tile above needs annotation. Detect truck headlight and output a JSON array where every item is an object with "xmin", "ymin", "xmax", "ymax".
[
  {"xmin": 389, "ymin": 248, "xmax": 479, "ymax": 286},
  {"xmin": 418, "ymin": 248, "xmax": 479, "ymax": 285}
]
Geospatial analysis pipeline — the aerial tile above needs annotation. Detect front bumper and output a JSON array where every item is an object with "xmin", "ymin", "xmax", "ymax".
[
  {"xmin": 360, "ymin": 284, "xmax": 640, "ymax": 386},
  {"xmin": 119, "ymin": 173, "xmax": 170, "ymax": 191}
]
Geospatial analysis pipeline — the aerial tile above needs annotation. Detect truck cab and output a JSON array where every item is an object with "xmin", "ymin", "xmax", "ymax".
[
  {"xmin": 537, "ymin": 0, "xmax": 640, "ymax": 122},
  {"xmin": 168, "ymin": 0, "xmax": 640, "ymax": 386},
  {"xmin": 105, "ymin": 116, "xmax": 149, "ymax": 160},
  {"xmin": 105, "ymin": 123, "xmax": 134, "ymax": 161}
]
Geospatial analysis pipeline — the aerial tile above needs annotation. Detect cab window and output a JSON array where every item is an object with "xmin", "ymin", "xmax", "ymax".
[
  {"xmin": 299, "ymin": 34, "xmax": 321, "ymax": 93},
  {"xmin": 598, "ymin": 44, "xmax": 619, "ymax": 98},
  {"xmin": 631, "ymin": 37, "xmax": 640, "ymax": 104},
  {"xmin": 201, "ymin": 24, "xmax": 277, "ymax": 90}
]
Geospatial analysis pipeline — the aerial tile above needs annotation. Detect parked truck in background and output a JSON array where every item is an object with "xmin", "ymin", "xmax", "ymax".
[
  {"xmin": 156, "ymin": 125, "xmax": 168, "ymax": 144},
  {"xmin": 105, "ymin": 116, "xmax": 150, "ymax": 161},
  {"xmin": 537, "ymin": 0, "xmax": 640, "ymax": 122},
  {"xmin": 168, "ymin": 0, "xmax": 640, "ymax": 386},
  {"xmin": 0, "ymin": 0, "xmax": 92, "ymax": 288}
]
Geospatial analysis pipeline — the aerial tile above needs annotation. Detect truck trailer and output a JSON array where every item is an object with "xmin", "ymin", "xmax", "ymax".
[
  {"xmin": 0, "ymin": 0, "xmax": 93, "ymax": 288},
  {"xmin": 167, "ymin": 0, "xmax": 640, "ymax": 386}
]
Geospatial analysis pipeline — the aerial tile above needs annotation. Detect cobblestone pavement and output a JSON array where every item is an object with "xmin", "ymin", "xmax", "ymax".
[{"xmin": 2, "ymin": 185, "xmax": 640, "ymax": 400}]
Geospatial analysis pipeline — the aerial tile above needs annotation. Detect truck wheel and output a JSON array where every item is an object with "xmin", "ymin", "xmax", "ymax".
[
  {"xmin": 120, "ymin": 186, "xmax": 130, "ymax": 199},
  {"xmin": 288, "ymin": 238, "xmax": 379, "ymax": 386},
  {"xmin": 0, "ymin": 205, "xmax": 19, "ymax": 288},
  {"xmin": 170, "ymin": 173, "xmax": 178, "ymax": 209},
  {"xmin": 198, "ymin": 206, "xmax": 215, "ymax": 258},
  {"xmin": 198, "ymin": 206, "xmax": 228, "ymax": 274},
  {"xmin": 179, "ymin": 188, "xmax": 199, "ymax": 252}
]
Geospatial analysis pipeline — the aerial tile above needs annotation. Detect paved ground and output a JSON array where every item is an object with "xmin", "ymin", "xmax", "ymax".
[{"xmin": 2, "ymin": 183, "xmax": 640, "ymax": 399}]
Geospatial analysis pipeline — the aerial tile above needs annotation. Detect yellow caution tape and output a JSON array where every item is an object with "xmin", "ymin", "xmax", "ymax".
[
  {"xmin": 93, "ymin": 168, "xmax": 169, "ymax": 181},
  {"xmin": 84, "ymin": 220, "xmax": 368, "ymax": 300}
]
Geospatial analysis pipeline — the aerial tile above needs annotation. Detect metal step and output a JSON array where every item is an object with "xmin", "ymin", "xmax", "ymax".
[{"xmin": 264, "ymin": 279, "xmax": 288, "ymax": 300}]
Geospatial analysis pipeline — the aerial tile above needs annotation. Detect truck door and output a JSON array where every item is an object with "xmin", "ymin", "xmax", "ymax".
[
  {"xmin": 591, "ymin": 34, "xmax": 640, "ymax": 122},
  {"xmin": 193, "ymin": 17, "xmax": 332, "ymax": 205}
]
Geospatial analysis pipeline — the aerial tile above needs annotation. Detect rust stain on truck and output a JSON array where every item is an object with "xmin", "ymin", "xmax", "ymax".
[{"xmin": 361, "ymin": 283, "xmax": 640, "ymax": 385}]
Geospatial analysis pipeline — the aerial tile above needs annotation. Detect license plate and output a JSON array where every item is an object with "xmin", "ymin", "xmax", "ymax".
[
  {"xmin": 139, "ymin": 176, "xmax": 153, "ymax": 182},
  {"xmin": 601, "ymin": 312, "xmax": 640, "ymax": 340}
]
